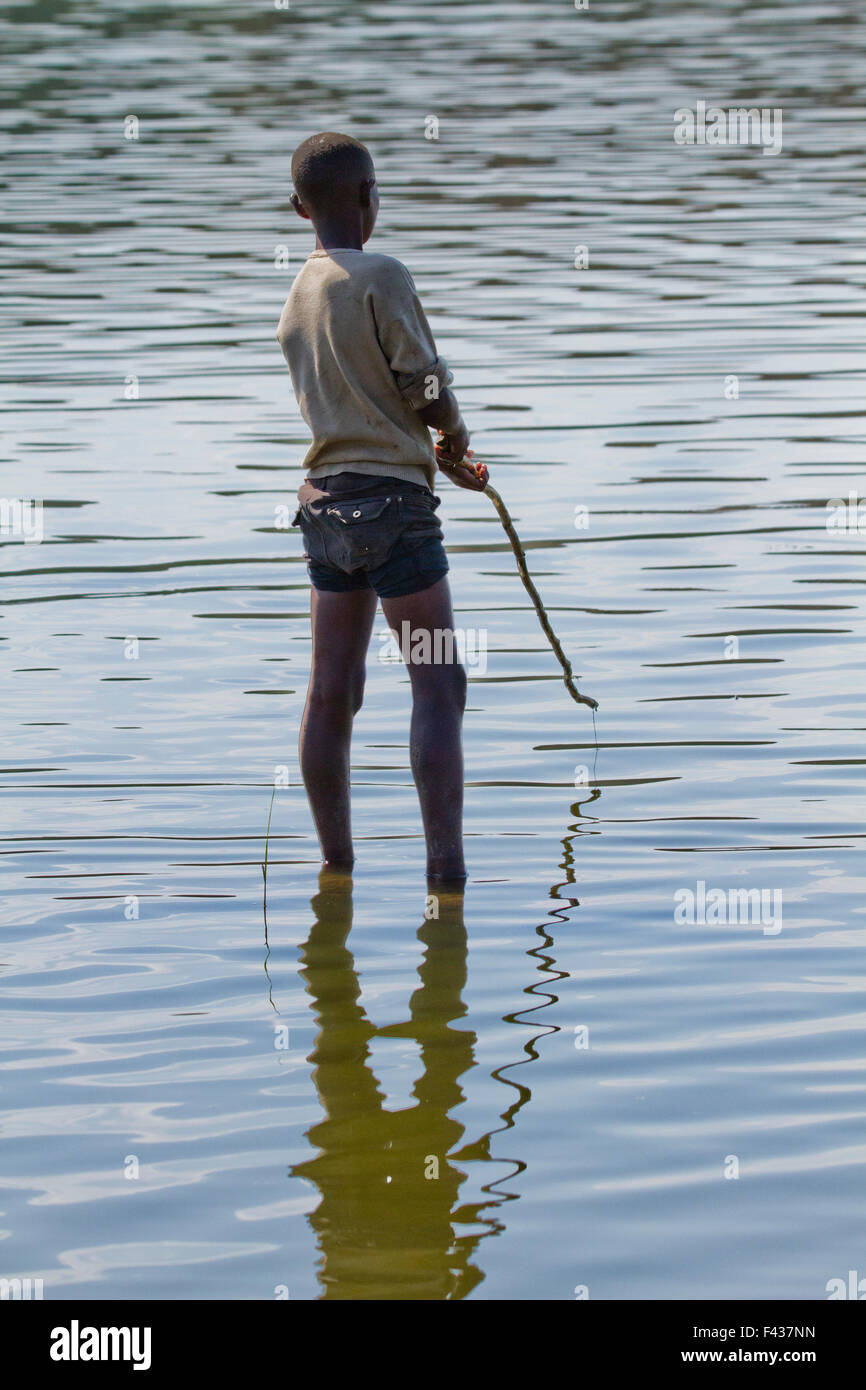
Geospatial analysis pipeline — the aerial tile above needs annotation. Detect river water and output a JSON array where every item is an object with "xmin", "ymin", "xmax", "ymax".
[{"xmin": 1, "ymin": 0, "xmax": 865, "ymax": 1299}]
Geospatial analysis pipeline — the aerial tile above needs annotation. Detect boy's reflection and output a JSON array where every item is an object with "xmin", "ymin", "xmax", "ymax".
[{"xmin": 291, "ymin": 871, "xmax": 486, "ymax": 1299}]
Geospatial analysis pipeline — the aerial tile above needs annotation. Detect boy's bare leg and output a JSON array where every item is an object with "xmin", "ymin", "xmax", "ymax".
[
  {"xmin": 299, "ymin": 586, "xmax": 377, "ymax": 867},
  {"xmin": 381, "ymin": 577, "xmax": 468, "ymax": 883}
]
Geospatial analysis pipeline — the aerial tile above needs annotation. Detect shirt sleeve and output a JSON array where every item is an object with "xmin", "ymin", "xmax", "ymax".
[{"xmin": 371, "ymin": 261, "xmax": 454, "ymax": 408}]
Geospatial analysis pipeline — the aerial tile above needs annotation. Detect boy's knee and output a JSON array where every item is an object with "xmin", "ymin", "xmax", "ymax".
[
  {"xmin": 309, "ymin": 667, "xmax": 365, "ymax": 718},
  {"xmin": 349, "ymin": 668, "xmax": 366, "ymax": 714},
  {"xmin": 416, "ymin": 661, "xmax": 466, "ymax": 711},
  {"xmin": 452, "ymin": 662, "xmax": 467, "ymax": 709}
]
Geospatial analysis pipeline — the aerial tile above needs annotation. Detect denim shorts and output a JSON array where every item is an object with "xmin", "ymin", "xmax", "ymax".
[{"xmin": 292, "ymin": 471, "xmax": 449, "ymax": 598}]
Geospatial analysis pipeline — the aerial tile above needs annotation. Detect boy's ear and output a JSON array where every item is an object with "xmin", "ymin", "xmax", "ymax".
[
  {"xmin": 359, "ymin": 177, "xmax": 375, "ymax": 207},
  {"xmin": 291, "ymin": 192, "xmax": 311, "ymax": 221}
]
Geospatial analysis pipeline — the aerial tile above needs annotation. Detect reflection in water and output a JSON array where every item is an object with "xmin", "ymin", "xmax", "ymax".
[
  {"xmin": 291, "ymin": 872, "xmax": 487, "ymax": 1299},
  {"xmin": 485, "ymin": 789, "xmax": 601, "ymax": 1202},
  {"xmin": 549, "ymin": 788, "xmax": 601, "ymax": 931},
  {"xmin": 290, "ymin": 792, "xmax": 599, "ymax": 1299}
]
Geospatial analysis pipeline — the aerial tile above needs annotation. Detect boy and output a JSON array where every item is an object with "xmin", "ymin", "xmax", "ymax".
[{"xmin": 276, "ymin": 131, "xmax": 488, "ymax": 885}]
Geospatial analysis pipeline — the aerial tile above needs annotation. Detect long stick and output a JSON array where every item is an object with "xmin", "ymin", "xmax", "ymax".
[
  {"xmin": 483, "ymin": 481, "xmax": 598, "ymax": 711},
  {"xmin": 261, "ymin": 786, "xmax": 278, "ymax": 1012}
]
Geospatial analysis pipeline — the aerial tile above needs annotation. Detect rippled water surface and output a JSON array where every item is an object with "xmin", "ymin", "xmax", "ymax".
[{"xmin": 2, "ymin": 0, "xmax": 865, "ymax": 1299}]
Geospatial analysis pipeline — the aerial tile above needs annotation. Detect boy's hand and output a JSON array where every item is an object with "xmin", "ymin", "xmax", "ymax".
[
  {"xmin": 435, "ymin": 431, "xmax": 488, "ymax": 491},
  {"xmin": 435, "ymin": 421, "xmax": 470, "ymax": 465}
]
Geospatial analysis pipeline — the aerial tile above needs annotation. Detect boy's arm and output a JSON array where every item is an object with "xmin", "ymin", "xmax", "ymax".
[
  {"xmin": 417, "ymin": 388, "xmax": 466, "ymax": 456},
  {"xmin": 372, "ymin": 262, "xmax": 486, "ymax": 491},
  {"xmin": 419, "ymin": 395, "xmax": 486, "ymax": 491}
]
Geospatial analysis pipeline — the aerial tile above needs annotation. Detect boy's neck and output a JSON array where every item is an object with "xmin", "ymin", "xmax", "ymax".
[{"xmin": 313, "ymin": 216, "xmax": 364, "ymax": 252}]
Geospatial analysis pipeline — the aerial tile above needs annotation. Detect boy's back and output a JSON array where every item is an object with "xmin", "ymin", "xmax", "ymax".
[{"xmin": 277, "ymin": 248, "xmax": 452, "ymax": 489}]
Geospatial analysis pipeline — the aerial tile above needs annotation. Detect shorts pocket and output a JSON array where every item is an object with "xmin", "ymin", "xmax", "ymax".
[
  {"xmin": 323, "ymin": 495, "xmax": 393, "ymax": 527},
  {"xmin": 396, "ymin": 493, "xmax": 444, "ymax": 552},
  {"xmin": 299, "ymin": 495, "xmax": 398, "ymax": 572}
]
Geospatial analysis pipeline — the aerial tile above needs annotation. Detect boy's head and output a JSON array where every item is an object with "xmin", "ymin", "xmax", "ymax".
[{"xmin": 291, "ymin": 132, "xmax": 378, "ymax": 242}]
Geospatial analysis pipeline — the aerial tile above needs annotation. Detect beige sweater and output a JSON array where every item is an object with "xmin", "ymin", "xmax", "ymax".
[{"xmin": 276, "ymin": 249, "xmax": 453, "ymax": 489}]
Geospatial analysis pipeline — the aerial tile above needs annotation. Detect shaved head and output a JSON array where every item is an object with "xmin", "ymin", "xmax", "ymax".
[{"xmin": 291, "ymin": 131, "xmax": 375, "ymax": 211}]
